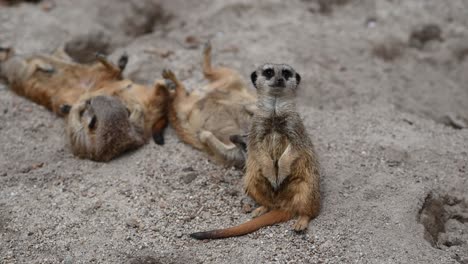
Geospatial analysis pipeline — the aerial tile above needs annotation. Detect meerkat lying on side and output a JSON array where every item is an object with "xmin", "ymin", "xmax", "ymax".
[
  {"xmin": 0, "ymin": 47, "xmax": 170, "ymax": 161},
  {"xmin": 190, "ymin": 64, "xmax": 320, "ymax": 239},
  {"xmin": 162, "ymin": 42, "xmax": 256, "ymax": 169}
]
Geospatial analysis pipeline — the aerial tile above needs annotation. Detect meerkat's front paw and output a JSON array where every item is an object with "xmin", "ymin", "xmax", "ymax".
[
  {"xmin": 199, "ymin": 130, "xmax": 213, "ymax": 143},
  {"xmin": 95, "ymin": 52, "xmax": 107, "ymax": 61},
  {"xmin": 292, "ymin": 216, "xmax": 310, "ymax": 232},
  {"xmin": 154, "ymin": 79, "xmax": 175, "ymax": 91},
  {"xmin": 164, "ymin": 78, "xmax": 176, "ymax": 90},
  {"xmin": 162, "ymin": 68, "xmax": 176, "ymax": 82},
  {"xmin": 251, "ymin": 206, "xmax": 269, "ymax": 218},
  {"xmin": 37, "ymin": 63, "xmax": 55, "ymax": 74},
  {"xmin": 261, "ymin": 165, "xmax": 275, "ymax": 182}
]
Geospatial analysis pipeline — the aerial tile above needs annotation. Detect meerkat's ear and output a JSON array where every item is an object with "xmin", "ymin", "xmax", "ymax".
[
  {"xmin": 250, "ymin": 71, "xmax": 257, "ymax": 88},
  {"xmin": 295, "ymin": 73, "xmax": 301, "ymax": 86},
  {"xmin": 118, "ymin": 53, "xmax": 128, "ymax": 71}
]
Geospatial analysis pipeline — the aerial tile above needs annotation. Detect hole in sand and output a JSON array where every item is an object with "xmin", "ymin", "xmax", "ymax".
[
  {"xmin": 0, "ymin": 0, "xmax": 42, "ymax": 6},
  {"xmin": 96, "ymin": 1, "xmax": 169, "ymax": 38},
  {"xmin": 64, "ymin": 32, "xmax": 113, "ymax": 64},
  {"xmin": 419, "ymin": 192, "xmax": 468, "ymax": 263}
]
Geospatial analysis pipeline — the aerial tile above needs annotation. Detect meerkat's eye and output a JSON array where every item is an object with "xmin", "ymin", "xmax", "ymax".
[
  {"xmin": 126, "ymin": 107, "xmax": 131, "ymax": 116},
  {"xmin": 262, "ymin": 68, "xmax": 274, "ymax": 79},
  {"xmin": 282, "ymin": 69, "xmax": 292, "ymax": 80}
]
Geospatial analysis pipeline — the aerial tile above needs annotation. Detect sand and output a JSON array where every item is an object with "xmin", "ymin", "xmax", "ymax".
[{"xmin": 1, "ymin": 0, "xmax": 467, "ymax": 263}]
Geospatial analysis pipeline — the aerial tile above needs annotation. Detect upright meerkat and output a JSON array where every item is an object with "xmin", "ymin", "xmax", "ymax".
[
  {"xmin": 0, "ymin": 47, "xmax": 170, "ymax": 161},
  {"xmin": 162, "ymin": 42, "xmax": 256, "ymax": 168},
  {"xmin": 190, "ymin": 63, "xmax": 320, "ymax": 239}
]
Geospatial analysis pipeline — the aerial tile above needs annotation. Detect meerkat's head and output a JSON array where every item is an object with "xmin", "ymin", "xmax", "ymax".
[
  {"xmin": 250, "ymin": 63, "xmax": 301, "ymax": 96},
  {"xmin": 65, "ymin": 95, "xmax": 145, "ymax": 161}
]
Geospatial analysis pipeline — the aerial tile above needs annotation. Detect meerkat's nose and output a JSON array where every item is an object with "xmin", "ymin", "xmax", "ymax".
[{"xmin": 276, "ymin": 78, "xmax": 285, "ymax": 87}]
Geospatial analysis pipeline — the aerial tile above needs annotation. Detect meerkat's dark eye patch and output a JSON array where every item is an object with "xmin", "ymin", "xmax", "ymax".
[
  {"xmin": 282, "ymin": 69, "xmax": 292, "ymax": 80},
  {"xmin": 88, "ymin": 115, "xmax": 97, "ymax": 129},
  {"xmin": 251, "ymin": 71, "xmax": 258, "ymax": 88},
  {"xmin": 262, "ymin": 68, "xmax": 274, "ymax": 79}
]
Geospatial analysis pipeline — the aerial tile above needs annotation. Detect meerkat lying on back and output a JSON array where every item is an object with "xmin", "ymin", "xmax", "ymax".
[
  {"xmin": 0, "ymin": 47, "xmax": 170, "ymax": 161},
  {"xmin": 162, "ymin": 42, "xmax": 256, "ymax": 168},
  {"xmin": 191, "ymin": 64, "xmax": 320, "ymax": 239}
]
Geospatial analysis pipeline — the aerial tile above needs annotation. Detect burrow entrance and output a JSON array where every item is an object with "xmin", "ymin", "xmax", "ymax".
[{"xmin": 419, "ymin": 192, "xmax": 468, "ymax": 263}]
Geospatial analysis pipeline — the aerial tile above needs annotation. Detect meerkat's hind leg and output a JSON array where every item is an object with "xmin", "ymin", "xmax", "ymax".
[
  {"xmin": 200, "ymin": 130, "xmax": 245, "ymax": 167},
  {"xmin": 293, "ymin": 215, "xmax": 311, "ymax": 232},
  {"xmin": 27, "ymin": 58, "xmax": 55, "ymax": 74},
  {"xmin": 201, "ymin": 41, "xmax": 235, "ymax": 83},
  {"xmin": 251, "ymin": 206, "xmax": 269, "ymax": 218},
  {"xmin": 243, "ymin": 103, "xmax": 257, "ymax": 115},
  {"xmin": 202, "ymin": 41, "xmax": 214, "ymax": 78}
]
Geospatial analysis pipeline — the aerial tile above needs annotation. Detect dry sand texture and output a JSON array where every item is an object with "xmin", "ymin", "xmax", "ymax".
[{"xmin": 1, "ymin": 0, "xmax": 468, "ymax": 263}]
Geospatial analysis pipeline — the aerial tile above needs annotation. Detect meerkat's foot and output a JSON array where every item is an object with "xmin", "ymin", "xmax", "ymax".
[
  {"xmin": 292, "ymin": 216, "xmax": 310, "ymax": 232},
  {"xmin": 199, "ymin": 130, "xmax": 213, "ymax": 144},
  {"xmin": 229, "ymin": 134, "xmax": 247, "ymax": 151},
  {"xmin": 251, "ymin": 206, "xmax": 269, "ymax": 218},
  {"xmin": 118, "ymin": 53, "xmax": 128, "ymax": 71}
]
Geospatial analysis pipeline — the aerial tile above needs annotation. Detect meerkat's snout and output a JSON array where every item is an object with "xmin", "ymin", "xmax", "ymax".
[
  {"xmin": 275, "ymin": 77, "xmax": 285, "ymax": 88},
  {"xmin": 67, "ymin": 95, "xmax": 144, "ymax": 161},
  {"xmin": 85, "ymin": 95, "xmax": 130, "ymax": 131}
]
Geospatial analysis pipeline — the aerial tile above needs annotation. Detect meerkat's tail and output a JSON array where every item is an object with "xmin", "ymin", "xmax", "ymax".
[{"xmin": 190, "ymin": 210, "xmax": 292, "ymax": 240}]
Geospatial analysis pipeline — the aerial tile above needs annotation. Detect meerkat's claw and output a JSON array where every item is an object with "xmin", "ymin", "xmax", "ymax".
[
  {"xmin": 118, "ymin": 53, "xmax": 128, "ymax": 71},
  {"xmin": 251, "ymin": 206, "xmax": 269, "ymax": 218},
  {"xmin": 292, "ymin": 216, "xmax": 310, "ymax": 232}
]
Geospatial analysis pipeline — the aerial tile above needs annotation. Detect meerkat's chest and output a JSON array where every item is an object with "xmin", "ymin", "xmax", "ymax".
[{"xmin": 263, "ymin": 132, "xmax": 289, "ymax": 160}]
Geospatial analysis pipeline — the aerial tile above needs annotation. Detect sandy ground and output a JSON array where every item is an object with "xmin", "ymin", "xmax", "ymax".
[{"xmin": 1, "ymin": 0, "xmax": 468, "ymax": 263}]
